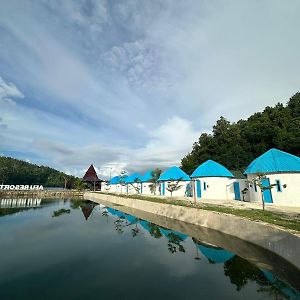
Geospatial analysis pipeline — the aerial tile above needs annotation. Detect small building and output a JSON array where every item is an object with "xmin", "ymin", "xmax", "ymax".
[
  {"xmin": 190, "ymin": 160, "xmax": 247, "ymax": 201},
  {"xmin": 82, "ymin": 164, "xmax": 102, "ymax": 191},
  {"xmin": 158, "ymin": 166, "xmax": 191, "ymax": 197},
  {"xmin": 107, "ymin": 176, "xmax": 120, "ymax": 193},
  {"xmin": 244, "ymin": 148, "xmax": 300, "ymax": 207},
  {"xmin": 124, "ymin": 173, "xmax": 143, "ymax": 194},
  {"xmin": 140, "ymin": 170, "xmax": 160, "ymax": 195}
]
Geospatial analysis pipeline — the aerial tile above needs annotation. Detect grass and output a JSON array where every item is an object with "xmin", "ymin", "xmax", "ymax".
[{"xmin": 98, "ymin": 192, "xmax": 300, "ymax": 232}]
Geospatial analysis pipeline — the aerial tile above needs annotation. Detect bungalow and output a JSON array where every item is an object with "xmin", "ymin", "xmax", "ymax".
[
  {"xmin": 158, "ymin": 166, "xmax": 191, "ymax": 197},
  {"xmin": 244, "ymin": 148, "xmax": 300, "ymax": 207},
  {"xmin": 125, "ymin": 173, "xmax": 143, "ymax": 194},
  {"xmin": 140, "ymin": 170, "xmax": 160, "ymax": 195},
  {"xmin": 190, "ymin": 160, "xmax": 248, "ymax": 201},
  {"xmin": 107, "ymin": 176, "xmax": 120, "ymax": 193}
]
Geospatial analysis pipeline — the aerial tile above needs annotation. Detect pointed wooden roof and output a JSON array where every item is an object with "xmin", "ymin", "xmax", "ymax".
[{"xmin": 82, "ymin": 164, "xmax": 101, "ymax": 182}]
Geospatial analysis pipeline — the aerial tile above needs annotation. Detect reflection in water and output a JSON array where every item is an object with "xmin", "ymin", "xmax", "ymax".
[
  {"xmin": 52, "ymin": 208, "xmax": 71, "ymax": 218},
  {"xmin": 0, "ymin": 198, "xmax": 299, "ymax": 300},
  {"xmin": 0, "ymin": 198, "xmax": 42, "ymax": 208},
  {"xmin": 80, "ymin": 201, "xmax": 99, "ymax": 220},
  {"xmin": 100, "ymin": 202, "xmax": 300, "ymax": 299},
  {"xmin": 0, "ymin": 198, "xmax": 42, "ymax": 217}
]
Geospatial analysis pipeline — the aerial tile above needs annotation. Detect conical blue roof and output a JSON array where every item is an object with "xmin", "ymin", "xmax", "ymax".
[
  {"xmin": 141, "ymin": 170, "xmax": 154, "ymax": 182},
  {"xmin": 158, "ymin": 166, "xmax": 190, "ymax": 181},
  {"xmin": 191, "ymin": 160, "xmax": 234, "ymax": 178},
  {"xmin": 244, "ymin": 148, "xmax": 300, "ymax": 174},
  {"xmin": 109, "ymin": 176, "xmax": 120, "ymax": 184},
  {"xmin": 124, "ymin": 173, "xmax": 142, "ymax": 183}
]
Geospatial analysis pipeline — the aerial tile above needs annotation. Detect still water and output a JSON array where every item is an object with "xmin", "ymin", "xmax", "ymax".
[{"xmin": 0, "ymin": 198, "xmax": 299, "ymax": 300}]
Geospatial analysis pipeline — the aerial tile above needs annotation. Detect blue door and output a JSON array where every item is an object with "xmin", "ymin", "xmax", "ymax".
[
  {"xmin": 261, "ymin": 178, "xmax": 273, "ymax": 203},
  {"xmin": 196, "ymin": 180, "xmax": 201, "ymax": 198},
  {"xmin": 233, "ymin": 182, "xmax": 241, "ymax": 200},
  {"xmin": 161, "ymin": 182, "xmax": 165, "ymax": 196}
]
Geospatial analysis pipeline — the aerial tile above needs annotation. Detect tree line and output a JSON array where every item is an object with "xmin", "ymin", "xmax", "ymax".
[
  {"xmin": 0, "ymin": 156, "xmax": 84, "ymax": 189},
  {"xmin": 181, "ymin": 92, "xmax": 300, "ymax": 175}
]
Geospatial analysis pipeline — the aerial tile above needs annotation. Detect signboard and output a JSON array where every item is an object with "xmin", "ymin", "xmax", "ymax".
[{"xmin": 0, "ymin": 185, "xmax": 44, "ymax": 190}]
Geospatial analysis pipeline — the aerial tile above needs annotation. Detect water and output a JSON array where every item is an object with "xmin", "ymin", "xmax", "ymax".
[{"xmin": 0, "ymin": 198, "xmax": 299, "ymax": 300}]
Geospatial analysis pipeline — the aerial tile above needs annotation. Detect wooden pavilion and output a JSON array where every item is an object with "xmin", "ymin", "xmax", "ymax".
[{"xmin": 82, "ymin": 164, "xmax": 102, "ymax": 191}]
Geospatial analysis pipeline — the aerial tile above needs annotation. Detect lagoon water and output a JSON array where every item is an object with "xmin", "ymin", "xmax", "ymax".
[{"xmin": 0, "ymin": 198, "xmax": 299, "ymax": 300}]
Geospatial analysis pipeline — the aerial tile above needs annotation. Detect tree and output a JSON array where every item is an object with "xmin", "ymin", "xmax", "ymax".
[
  {"xmin": 119, "ymin": 170, "xmax": 128, "ymax": 193},
  {"xmin": 166, "ymin": 179, "xmax": 182, "ymax": 197},
  {"xmin": 149, "ymin": 168, "xmax": 162, "ymax": 195},
  {"xmin": 250, "ymin": 173, "xmax": 276, "ymax": 210},
  {"xmin": 181, "ymin": 92, "xmax": 300, "ymax": 174}
]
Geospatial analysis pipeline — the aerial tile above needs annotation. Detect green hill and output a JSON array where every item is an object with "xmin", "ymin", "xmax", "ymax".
[
  {"xmin": 181, "ymin": 92, "xmax": 300, "ymax": 174},
  {"xmin": 0, "ymin": 156, "xmax": 82, "ymax": 188}
]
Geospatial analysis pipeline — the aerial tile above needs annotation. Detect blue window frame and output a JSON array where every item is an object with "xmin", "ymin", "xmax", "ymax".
[
  {"xmin": 203, "ymin": 182, "xmax": 207, "ymax": 190},
  {"xmin": 254, "ymin": 182, "xmax": 257, "ymax": 192},
  {"xmin": 275, "ymin": 180, "xmax": 282, "ymax": 192}
]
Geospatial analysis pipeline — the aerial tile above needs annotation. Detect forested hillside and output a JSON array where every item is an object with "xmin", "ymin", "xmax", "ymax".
[
  {"xmin": 0, "ymin": 156, "xmax": 82, "ymax": 188},
  {"xmin": 181, "ymin": 92, "xmax": 300, "ymax": 174}
]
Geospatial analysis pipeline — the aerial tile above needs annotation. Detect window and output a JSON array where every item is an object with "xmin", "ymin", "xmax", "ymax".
[
  {"xmin": 254, "ymin": 182, "xmax": 257, "ymax": 192},
  {"xmin": 204, "ymin": 182, "xmax": 207, "ymax": 190},
  {"xmin": 275, "ymin": 180, "xmax": 282, "ymax": 192}
]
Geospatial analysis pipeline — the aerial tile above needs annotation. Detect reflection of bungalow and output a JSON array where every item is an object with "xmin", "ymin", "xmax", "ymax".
[
  {"xmin": 244, "ymin": 148, "xmax": 300, "ymax": 207},
  {"xmin": 193, "ymin": 240, "xmax": 235, "ymax": 264},
  {"xmin": 261, "ymin": 269, "xmax": 300, "ymax": 299},
  {"xmin": 191, "ymin": 160, "xmax": 248, "ymax": 201},
  {"xmin": 159, "ymin": 227, "xmax": 188, "ymax": 241},
  {"xmin": 158, "ymin": 166, "xmax": 191, "ymax": 197},
  {"xmin": 125, "ymin": 173, "xmax": 143, "ymax": 194}
]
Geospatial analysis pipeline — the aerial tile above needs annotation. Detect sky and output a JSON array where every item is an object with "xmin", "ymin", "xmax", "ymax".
[{"xmin": 0, "ymin": 0, "xmax": 299, "ymax": 178}]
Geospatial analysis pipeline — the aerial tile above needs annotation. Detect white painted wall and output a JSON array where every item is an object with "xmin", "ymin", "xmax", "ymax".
[
  {"xmin": 247, "ymin": 173, "xmax": 300, "ymax": 207},
  {"xmin": 159, "ymin": 180, "xmax": 191, "ymax": 197},
  {"xmin": 193, "ymin": 177, "xmax": 250, "ymax": 202},
  {"xmin": 141, "ymin": 182, "xmax": 160, "ymax": 195},
  {"xmin": 126, "ymin": 182, "xmax": 142, "ymax": 194}
]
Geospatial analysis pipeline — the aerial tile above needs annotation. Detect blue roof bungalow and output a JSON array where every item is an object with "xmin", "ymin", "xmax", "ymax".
[
  {"xmin": 244, "ymin": 148, "xmax": 300, "ymax": 207},
  {"xmin": 106, "ymin": 176, "xmax": 120, "ymax": 193},
  {"xmin": 140, "ymin": 170, "xmax": 160, "ymax": 195},
  {"xmin": 158, "ymin": 166, "xmax": 191, "ymax": 197},
  {"xmin": 124, "ymin": 173, "xmax": 143, "ymax": 194},
  {"xmin": 190, "ymin": 160, "xmax": 247, "ymax": 201}
]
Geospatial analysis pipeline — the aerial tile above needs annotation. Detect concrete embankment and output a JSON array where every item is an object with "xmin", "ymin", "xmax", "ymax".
[
  {"xmin": 0, "ymin": 190, "xmax": 84, "ymax": 198},
  {"xmin": 84, "ymin": 192, "xmax": 300, "ymax": 272}
]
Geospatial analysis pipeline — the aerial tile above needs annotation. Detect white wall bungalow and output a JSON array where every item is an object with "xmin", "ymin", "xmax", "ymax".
[
  {"xmin": 158, "ymin": 166, "xmax": 191, "ymax": 197},
  {"xmin": 190, "ymin": 159, "xmax": 248, "ymax": 201},
  {"xmin": 244, "ymin": 148, "xmax": 300, "ymax": 207}
]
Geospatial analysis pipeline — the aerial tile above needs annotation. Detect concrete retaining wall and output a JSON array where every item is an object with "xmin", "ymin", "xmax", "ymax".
[{"xmin": 84, "ymin": 192, "xmax": 300, "ymax": 271}]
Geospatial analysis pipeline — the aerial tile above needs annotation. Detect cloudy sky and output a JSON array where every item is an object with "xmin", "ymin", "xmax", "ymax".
[{"xmin": 0, "ymin": 0, "xmax": 299, "ymax": 178}]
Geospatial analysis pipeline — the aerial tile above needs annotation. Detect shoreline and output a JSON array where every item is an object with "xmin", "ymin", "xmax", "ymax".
[{"xmin": 84, "ymin": 192, "xmax": 300, "ymax": 271}]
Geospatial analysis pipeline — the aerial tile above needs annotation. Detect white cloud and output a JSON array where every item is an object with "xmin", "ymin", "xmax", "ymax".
[
  {"xmin": 0, "ymin": 76, "xmax": 24, "ymax": 104},
  {"xmin": 0, "ymin": 0, "xmax": 299, "ymax": 177}
]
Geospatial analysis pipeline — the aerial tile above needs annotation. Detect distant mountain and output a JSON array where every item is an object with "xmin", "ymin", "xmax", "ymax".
[{"xmin": 0, "ymin": 156, "xmax": 82, "ymax": 188}]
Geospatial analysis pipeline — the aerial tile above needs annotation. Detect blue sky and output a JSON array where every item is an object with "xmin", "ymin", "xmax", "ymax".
[{"xmin": 0, "ymin": 0, "xmax": 299, "ymax": 178}]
